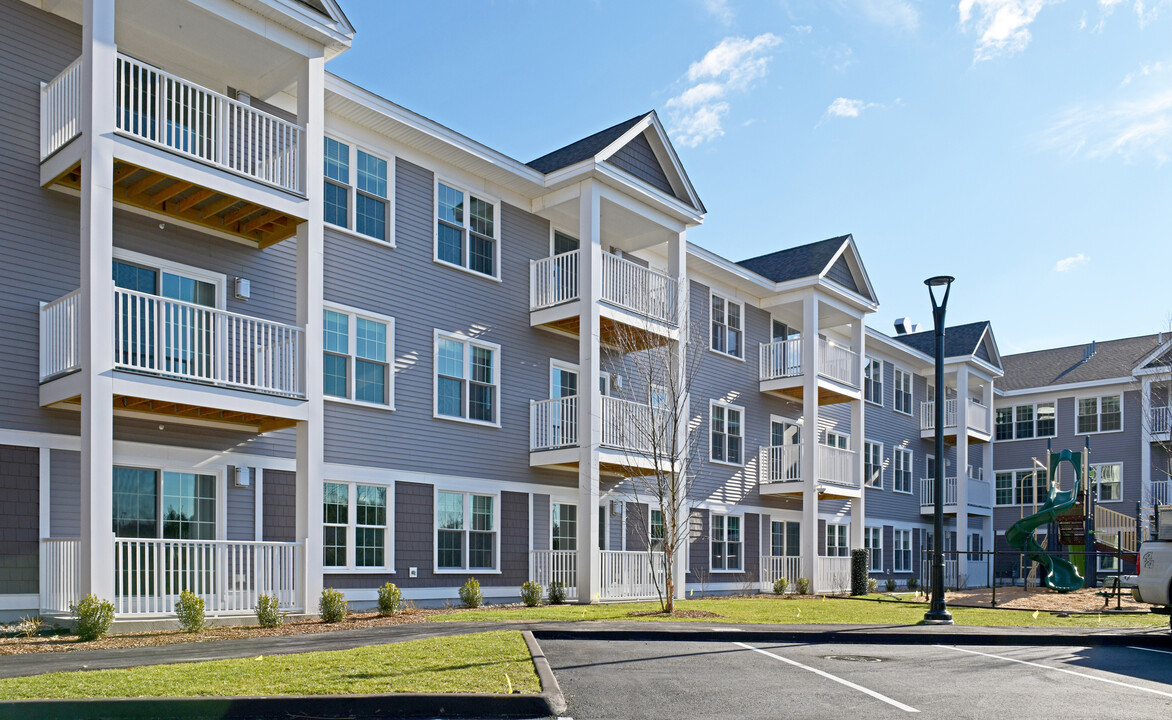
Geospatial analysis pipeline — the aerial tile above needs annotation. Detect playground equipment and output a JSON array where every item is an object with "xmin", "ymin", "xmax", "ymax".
[{"xmin": 1005, "ymin": 448, "xmax": 1086, "ymax": 592}]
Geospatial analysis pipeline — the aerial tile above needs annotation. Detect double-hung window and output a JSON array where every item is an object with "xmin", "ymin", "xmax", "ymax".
[
  {"xmin": 997, "ymin": 402, "xmax": 1056, "ymax": 440},
  {"xmin": 995, "ymin": 407, "xmax": 1013, "ymax": 440},
  {"xmin": 435, "ymin": 332, "xmax": 500, "ymax": 425},
  {"xmin": 893, "ymin": 369, "xmax": 913, "ymax": 414},
  {"xmin": 1015, "ymin": 405, "xmax": 1034, "ymax": 439},
  {"xmin": 771, "ymin": 520, "xmax": 801, "ymax": 557},
  {"xmin": 864, "ymin": 357, "xmax": 883, "ymax": 405},
  {"xmin": 864, "ymin": 441, "xmax": 883, "ymax": 488},
  {"xmin": 711, "ymin": 515, "xmax": 742, "ymax": 571},
  {"xmin": 322, "ymin": 481, "xmax": 390, "ymax": 570},
  {"xmin": 436, "ymin": 181, "xmax": 498, "ymax": 278},
  {"xmin": 551, "ymin": 503, "xmax": 577, "ymax": 550},
  {"xmin": 710, "ymin": 401, "xmax": 744, "ymax": 465},
  {"xmin": 324, "ymin": 137, "xmax": 392, "ymax": 243},
  {"xmin": 1078, "ymin": 395, "xmax": 1122, "ymax": 434},
  {"xmin": 995, "ymin": 471, "xmax": 1014, "ymax": 506},
  {"xmin": 1015, "ymin": 469, "xmax": 1047, "ymax": 505},
  {"xmin": 893, "ymin": 448, "xmax": 913, "ymax": 494},
  {"xmin": 710, "ymin": 294, "xmax": 742, "ymax": 358},
  {"xmin": 1094, "ymin": 463, "xmax": 1123, "ymax": 502},
  {"xmin": 436, "ymin": 491, "xmax": 497, "ymax": 571},
  {"xmin": 650, "ymin": 509, "xmax": 665, "ymax": 552},
  {"xmin": 324, "ymin": 307, "xmax": 394, "ymax": 407},
  {"xmin": 864, "ymin": 527, "xmax": 882, "ymax": 571},
  {"xmin": 826, "ymin": 523, "xmax": 848, "ymax": 557},
  {"xmin": 893, "ymin": 529, "xmax": 912, "ymax": 572}
]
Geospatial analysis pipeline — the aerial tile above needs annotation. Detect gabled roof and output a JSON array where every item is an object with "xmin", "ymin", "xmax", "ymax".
[
  {"xmin": 998, "ymin": 333, "xmax": 1162, "ymax": 392},
  {"xmin": 527, "ymin": 113, "xmax": 648, "ymax": 174},
  {"xmin": 293, "ymin": 0, "xmax": 354, "ymax": 36},
  {"xmin": 737, "ymin": 235, "xmax": 850, "ymax": 283},
  {"xmin": 893, "ymin": 321, "xmax": 999, "ymax": 367}
]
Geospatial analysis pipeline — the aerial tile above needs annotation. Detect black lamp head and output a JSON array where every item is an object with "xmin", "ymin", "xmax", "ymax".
[{"xmin": 924, "ymin": 275, "xmax": 955, "ymax": 288}]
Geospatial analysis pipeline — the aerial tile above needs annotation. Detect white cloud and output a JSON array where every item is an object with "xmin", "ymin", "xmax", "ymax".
[
  {"xmin": 958, "ymin": 0, "xmax": 1049, "ymax": 61},
  {"xmin": 825, "ymin": 97, "xmax": 872, "ymax": 118},
  {"xmin": 1054, "ymin": 253, "xmax": 1089, "ymax": 272},
  {"xmin": 700, "ymin": 0, "xmax": 734, "ymax": 25},
  {"xmin": 666, "ymin": 33, "xmax": 782, "ymax": 148},
  {"xmin": 854, "ymin": 0, "xmax": 921, "ymax": 30},
  {"xmin": 1121, "ymin": 60, "xmax": 1165, "ymax": 87},
  {"xmin": 1042, "ymin": 87, "xmax": 1172, "ymax": 164},
  {"xmin": 792, "ymin": 24, "xmax": 814, "ymax": 34}
]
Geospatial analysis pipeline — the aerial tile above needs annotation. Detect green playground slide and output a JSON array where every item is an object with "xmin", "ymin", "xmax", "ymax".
[{"xmin": 1004, "ymin": 449, "xmax": 1085, "ymax": 592}]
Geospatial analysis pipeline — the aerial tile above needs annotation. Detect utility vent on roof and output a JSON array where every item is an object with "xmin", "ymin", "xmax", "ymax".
[
  {"xmin": 894, "ymin": 318, "xmax": 920, "ymax": 335},
  {"xmin": 1083, "ymin": 341, "xmax": 1096, "ymax": 362}
]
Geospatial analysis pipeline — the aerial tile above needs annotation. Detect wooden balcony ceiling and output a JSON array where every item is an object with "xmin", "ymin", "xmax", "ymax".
[
  {"xmin": 544, "ymin": 315, "xmax": 672, "ymax": 351},
  {"xmin": 50, "ymin": 161, "xmax": 301, "ymax": 248},
  {"xmin": 53, "ymin": 394, "xmax": 296, "ymax": 433},
  {"xmin": 767, "ymin": 385, "xmax": 854, "ymax": 406}
]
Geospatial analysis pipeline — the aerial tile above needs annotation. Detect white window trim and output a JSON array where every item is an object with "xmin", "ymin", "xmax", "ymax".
[
  {"xmin": 550, "ymin": 501, "xmax": 578, "ymax": 551},
  {"xmin": 893, "ymin": 367, "xmax": 914, "ymax": 416},
  {"xmin": 112, "ymin": 464, "xmax": 225, "ymax": 541},
  {"xmin": 322, "ymin": 479, "xmax": 394, "ymax": 574},
  {"xmin": 864, "ymin": 526, "xmax": 883, "ymax": 572},
  {"xmin": 1074, "ymin": 394, "xmax": 1125, "ymax": 436},
  {"xmin": 549, "ymin": 359, "xmax": 610, "ymax": 398},
  {"xmin": 864, "ymin": 356, "xmax": 884, "ymax": 407},
  {"xmin": 649, "ymin": 507, "xmax": 666, "ymax": 552},
  {"xmin": 994, "ymin": 470, "xmax": 1016, "ymax": 507},
  {"xmin": 825, "ymin": 522, "xmax": 849, "ymax": 558},
  {"xmin": 709, "ymin": 513, "xmax": 744, "ymax": 573},
  {"xmin": 864, "ymin": 440, "xmax": 884, "ymax": 489},
  {"xmin": 1092, "ymin": 462, "xmax": 1125, "ymax": 504},
  {"xmin": 708, "ymin": 291, "xmax": 745, "ymax": 361},
  {"xmin": 324, "ymin": 134, "xmax": 395, "ymax": 247},
  {"xmin": 112, "ymin": 248, "xmax": 227, "ymax": 310},
  {"xmin": 709, "ymin": 400, "xmax": 746, "ymax": 467},
  {"xmin": 824, "ymin": 431, "xmax": 850, "ymax": 450},
  {"xmin": 433, "ymin": 487, "xmax": 502, "ymax": 574},
  {"xmin": 323, "ymin": 302, "xmax": 396, "ymax": 410},
  {"xmin": 893, "ymin": 528, "xmax": 912, "ymax": 573},
  {"xmin": 433, "ymin": 330, "xmax": 502, "ymax": 428},
  {"xmin": 994, "ymin": 401, "xmax": 1059, "ymax": 442},
  {"xmin": 433, "ymin": 176, "xmax": 502, "ymax": 282},
  {"xmin": 993, "ymin": 467, "xmax": 1050, "ymax": 507},
  {"xmin": 893, "ymin": 447, "xmax": 914, "ymax": 495}
]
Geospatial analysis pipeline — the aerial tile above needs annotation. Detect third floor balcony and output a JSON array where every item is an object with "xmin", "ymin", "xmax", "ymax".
[{"xmin": 758, "ymin": 337, "xmax": 862, "ymax": 405}]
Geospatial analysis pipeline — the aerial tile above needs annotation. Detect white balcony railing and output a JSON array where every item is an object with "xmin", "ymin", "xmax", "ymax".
[
  {"xmin": 818, "ymin": 338, "xmax": 860, "ymax": 387},
  {"xmin": 759, "ymin": 338, "xmax": 860, "ymax": 388},
  {"xmin": 921, "ymin": 398, "xmax": 991, "ymax": 434},
  {"xmin": 599, "ymin": 550, "xmax": 666, "ymax": 601},
  {"xmin": 40, "ymin": 57, "xmax": 83, "ymax": 158},
  {"xmin": 113, "ymin": 537, "xmax": 303, "ymax": 616},
  {"xmin": 761, "ymin": 444, "xmax": 802, "ymax": 484},
  {"xmin": 529, "ymin": 250, "xmax": 679, "ymax": 325},
  {"xmin": 759, "ymin": 555, "xmax": 805, "ymax": 593},
  {"xmin": 1149, "ymin": 480, "xmax": 1170, "ymax": 508},
  {"xmin": 529, "ymin": 550, "xmax": 578, "ymax": 601},
  {"xmin": 40, "ymin": 288, "xmax": 305, "ymax": 398},
  {"xmin": 967, "ymin": 477, "xmax": 993, "ymax": 510},
  {"xmin": 760, "ymin": 338, "xmax": 802, "ymax": 380},
  {"xmin": 815, "ymin": 556, "xmax": 852, "ymax": 594},
  {"xmin": 1154, "ymin": 406, "xmax": 1171, "ymax": 435},
  {"xmin": 530, "ymin": 396, "xmax": 578, "ymax": 450},
  {"xmin": 600, "ymin": 396, "xmax": 670, "ymax": 455},
  {"xmin": 817, "ymin": 445, "xmax": 857, "ymax": 488},
  {"xmin": 39, "ymin": 538, "xmax": 81, "ymax": 614},
  {"xmin": 920, "ymin": 477, "xmax": 959, "ymax": 507},
  {"xmin": 530, "ymin": 251, "xmax": 580, "ymax": 310}
]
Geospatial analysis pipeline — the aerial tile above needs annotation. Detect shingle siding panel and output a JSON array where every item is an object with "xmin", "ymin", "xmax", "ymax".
[
  {"xmin": 0, "ymin": 445, "xmax": 40, "ymax": 594},
  {"xmin": 606, "ymin": 133, "xmax": 674, "ymax": 197},
  {"xmin": 262, "ymin": 470, "xmax": 296, "ymax": 542},
  {"xmin": 49, "ymin": 449, "xmax": 80, "ymax": 538}
]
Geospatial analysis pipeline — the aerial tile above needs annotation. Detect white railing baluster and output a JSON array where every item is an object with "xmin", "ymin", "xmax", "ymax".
[
  {"xmin": 760, "ymin": 445, "xmax": 803, "ymax": 485},
  {"xmin": 816, "ymin": 445, "xmax": 857, "ymax": 488},
  {"xmin": 41, "ymin": 56, "xmax": 83, "ymax": 158},
  {"xmin": 759, "ymin": 338, "xmax": 802, "ymax": 380},
  {"xmin": 817, "ymin": 338, "xmax": 860, "ymax": 388}
]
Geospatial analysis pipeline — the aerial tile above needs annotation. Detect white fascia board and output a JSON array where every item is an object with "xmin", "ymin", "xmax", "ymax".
[
  {"xmin": 865, "ymin": 328, "xmax": 933, "ymax": 365},
  {"xmin": 819, "ymin": 236, "xmax": 878, "ymax": 306},
  {"xmin": 685, "ymin": 243, "xmax": 776, "ymax": 293},
  {"xmin": 1134, "ymin": 365, "xmax": 1172, "ymax": 377},
  {"xmin": 229, "ymin": 0, "xmax": 354, "ymax": 54},
  {"xmin": 1133, "ymin": 339, "xmax": 1172, "ymax": 374},
  {"xmin": 997, "ymin": 376, "xmax": 1135, "ymax": 398},
  {"xmin": 594, "ymin": 112, "xmax": 704, "ymax": 213},
  {"xmin": 592, "ymin": 163, "xmax": 703, "ymax": 225}
]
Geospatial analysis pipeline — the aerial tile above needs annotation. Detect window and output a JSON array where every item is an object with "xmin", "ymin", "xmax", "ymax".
[
  {"xmin": 710, "ymin": 294, "xmax": 743, "ymax": 358},
  {"xmin": 864, "ymin": 527, "xmax": 882, "ymax": 572},
  {"xmin": 826, "ymin": 523, "xmax": 848, "ymax": 557},
  {"xmin": 710, "ymin": 402, "xmax": 744, "ymax": 465},
  {"xmin": 436, "ymin": 491, "xmax": 497, "ymax": 571},
  {"xmin": 995, "ymin": 407, "xmax": 1014, "ymax": 441},
  {"xmin": 771, "ymin": 520, "xmax": 801, "ymax": 557},
  {"xmin": 824, "ymin": 431, "xmax": 849, "ymax": 450},
  {"xmin": 356, "ymin": 485, "xmax": 388, "ymax": 567},
  {"xmin": 995, "ymin": 472, "xmax": 1014, "ymax": 506},
  {"xmin": 324, "ymin": 307, "xmax": 394, "ymax": 407},
  {"xmin": 113, "ymin": 467, "xmax": 215, "ymax": 540},
  {"xmin": 435, "ymin": 332, "xmax": 500, "ymax": 425},
  {"xmin": 968, "ymin": 533, "xmax": 984, "ymax": 560},
  {"xmin": 1036, "ymin": 402, "xmax": 1056, "ymax": 437},
  {"xmin": 436, "ymin": 181, "xmax": 498, "ymax": 278},
  {"xmin": 322, "ymin": 481, "xmax": 389, "ymax": 570},
  {"xmin": 864, "ymin": 357, "xmax": 883, "ymax": 405},
  {"xmin": 894, "ymin": 448, "xmax": 913, "ymax": 494},
  {"xmin": 552, "ymin": 503, "xmax": 577, "ymax": 550},
  {"xmin": 864, "ymin": 441, "xmax": 883, "ymax": 488},
  {"xmin": 998, "ymin": 402, "xmax": 1057, "ymax": 440},
  {"xmin": 324, "ymin": 137, "xmax": 391, "ymax": 243},
  {"xmin": 1015, "ymin": 405, "xmax": 1034, "ymax": 439},
  {"xmin": 1014, "ymin": 469, "xmax": 1047, "ymax": 505},
  {"xmin": 1078, "ymin": 395, "xmax": 1122, "ymax": 434},
  {"xmin": 323, "ymin": 482, "xmax": 348, "ymax": 567},
  {"xmin": 650, "ymin": 509, "xmax": 665, "ymax": 552},
  {"xmin": 1094, "ymin": 463, "xmax": 1122, "ymax": 502},
  {"xmin": 893, "ymin": 529, "xmax": 912, "ymax": 572},
  {"xmin": 893, "ymin": 369, "xmax": 913, "ymax": 414},
  {"xmin": 711, "ymin": 515, "xmax": 742, "ymax": 571}
]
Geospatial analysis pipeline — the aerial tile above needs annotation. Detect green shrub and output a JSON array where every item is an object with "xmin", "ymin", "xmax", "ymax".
[
  {"xmin": 906, "ymin": 576, "xmax": 919, "ymax": 591},
  {"xmin": 547, "ymin": 581, "xmax": 567, "ymax": 605},
  {"xmin": 175, "ymin": 590, "xmax": 206, "ymax": 633},
  {"xmin": 885, "ymin": 577, "xmax": 897, "ymax": 592},
  {"xmin": 867, "ymin": 577, "xmax": 879, "ymax": 594},
  {"xmin": 73, "ymin": 594, "xmax": 114, "ymax": 642},
  {"xmin": 520, "ymin": 581, "xmax": 543, "ymax": 607},
  {"xmin": 377, "ymin": 583, "xmax": 403, "ymax": 616},
  {"xmin": 794, "ymin": 577, "xmax": 811, "ymax": 595},
  {"xmin": 255, "ymin": 594, "xmax": 285, "ymax": 628},
  {"xmin": 850, "ymin": 548, "xmax": 869, "ymax": 596},
  {"xmin": 772, "ymin": 577, "xmax": 788, "ymax": 595},
  {"xmin": 459, "ymin": 578, "xmax": 483, "ymax": 608},
  {"xmin": 319, "ymin": 588, "xmax": 348, "ymax": 622}
]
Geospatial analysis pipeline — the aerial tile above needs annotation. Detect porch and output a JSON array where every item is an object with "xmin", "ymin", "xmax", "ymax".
[
  {"xmin": 759, "ymin": 555, "xmax": 853, "ymax": 594},
  {"xmin": 920, "ymin": 398, "xmax": 993, "ymax": 443},
  {"xmin": 1153, "ymin": 406, "xmax": 1170, "ymax": 440},
  {"xmin": 529, "ymin": 549, "xmax": 667, "ymax": 602}
]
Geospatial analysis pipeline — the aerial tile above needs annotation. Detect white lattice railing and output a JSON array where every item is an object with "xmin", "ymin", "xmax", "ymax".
[
  {"xmin": 818, "ymin": 445, "xmax": 857, "ymax": 488},
  {"xmin": 39, "ymin": 538, "xmax": 81, "ymax": 614},
  {"xmin": 530, "ymin": 251, "xmax": 581, "ymax": 310},
  {"xmin": 113, "ymin": 538, "xmax": 303, "ymax": 616},
  {"xmin": 761, "ymin": 444, "xmax": 802, "ymax": 484},
  {"xmin": 1153, "ymin": 406, "xmax": 1171, "ymax": 435},
  {"xmin": 759, "ymin": 555, "xmax": 804, "ymax": 593},
  {"xmin": 40, "ymin": 57, "xmax": 83, "ymax": 159},
  {"xmin": 39, "ymin": 289, "xmax": 81, "ymax": 380},
  {"xmin": 817, "ymin": 338, "xmax": 860, "ymax": 388},
  {"xmin": 599, "ymin": 550, "xmax": 666, "ymax": 601},
  {"xmin": 815, "ymin": 556, "xmax": 852, "ymax": 594},
  {"xmin": 529, "ymin": 550, "xmax": 578, "ymax": 601},
  {"xmin": 601, "ymin": 253, "xmax": 678, "ymax": 325},
  {"xmin": 530, "ymin": 396, "xmax": 578, "ymax": 450},
  {"xmin": 920, "ymin": 476, "xmax": 959, "ymax": 508},
  {"xmin": 760, "ymin": 338, "xmax": 802, "ymax": 381}
]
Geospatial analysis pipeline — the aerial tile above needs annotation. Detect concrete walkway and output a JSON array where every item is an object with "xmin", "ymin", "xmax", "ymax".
[{"xmin": 1, "ymin": 619, "xmax": 1168, "ymax": 679}]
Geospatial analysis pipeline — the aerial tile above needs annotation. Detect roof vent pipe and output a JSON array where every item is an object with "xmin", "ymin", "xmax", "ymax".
[
  {"xmin": 894, "ymin": 317, "xmax": 916, "ymax": 335},
  {"xmin": 1083, "ymin": 341, "xmax": 1096, "ymax": 363}
]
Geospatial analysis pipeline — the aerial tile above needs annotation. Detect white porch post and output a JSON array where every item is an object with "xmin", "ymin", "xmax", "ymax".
[
  {"xmin": 955, "ymin": 367, "xmax": 970, "ymax": 585},
  {"xmin": 576, "ymin": 180, "xmax": 602, "ymax": 603},
  {"xmin": 1141, "ymin": 376, "xmax": 1152, "ymax": 509},
  {"xmin": 669, "ymin": 229, "xmax": 688, "ymax": 601},
  {"xmin": 849, "ymin": 320, "xmax": 865, "ymax": 554},
  {"xmin": 295, "ymin": 54, "xmax": 326, "ymax": 613},
  {"xmin": 78, "ymin": 0, "xmax": 117, "ymax": 603},
  {"xmin": 801, "ymin": 293, "xmax": 820, "ymax": 585}
]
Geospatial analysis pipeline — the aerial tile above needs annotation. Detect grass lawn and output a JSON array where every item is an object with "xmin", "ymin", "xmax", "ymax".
[
  {"xmin": 0, "ymin": 630, "xmax": 540, "ymax": 700},
  {"xmin": 436, "ymin": 596, "xmax": 1169, "ymax": 629}
]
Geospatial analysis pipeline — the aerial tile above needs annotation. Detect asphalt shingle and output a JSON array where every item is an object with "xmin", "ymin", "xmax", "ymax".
[
  {"xmin": 998, "ymin": 334, "xmax": 1164, "ymax": 392},
  {"xmin": 736, "ymin": 235, "xmax": 851, "ymax": 283},
  {"xmin": 526, "ymin": 113, "xmax": 650, "ymax": 174},
  {"xmin": 893, "ymin": 321, "xmax": 992, "ymax": 362}
]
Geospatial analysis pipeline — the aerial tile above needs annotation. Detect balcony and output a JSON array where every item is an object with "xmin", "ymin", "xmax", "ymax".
[
  {"xmin": 920, "ymin": 398, "xmax": 992, "ymax": 444},
  {"xmin": 1153, "ymin": 406, "xmax": 1170, "ymax": 440},
  {"xmin": 529, "ymin": 395, "xmax": 671, "ymax": 474},
  {"xmin": 758, "ymin": 444, "xmax": 860, "ymax": 498},
  {"xmin": 41, "ymin": 53, "xmax": 305, "ymax": 247},
  {"xmin": 758, "ymin": 337, "xmax": 862, "ymax": 404},
  {"xmin": 530, "ymin": 251, "xmax": 680, "ymax": 349},
  {"xmin": 40, "ymin": 288, "xmax": 306, "ymax": 431},
  {"xmin": 1148, "ymin": 480, "xmax": 1169, "ymax": 509},
  {"xmin": 919, "ymin": 476, "xmax": 992, "ymax": 516}
]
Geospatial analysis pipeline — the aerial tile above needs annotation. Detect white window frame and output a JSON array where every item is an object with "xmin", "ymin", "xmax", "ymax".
[
  {"xmin": 864, "ymin": 356, "xmax": 883, "ymax": 406},
  {"xmin": 549, "ymin": 359, "xmax": 610, "ymax": 398},
  {"xmin": 709, "ymin": 400, "xmax": 745, "ymax": 466},
  {"xmin": 551, "ymin": 502, "xmax": 578, "ymax": 551},
  {"xmin": 111, "ymin": 464, "xmax": 224, "ymax": 541},
  {"xmin": 433, "ymin": 330, "xmax": 501, "ymax": 427},
  {"xmin": 825, "ymin": 523, "xmax": 849, "ymax": 557},
  {"xmin": 112, "ymin": 248, "xmax": 227, "ymax": 310},
  {"xmin": 433, "ymin": 488, "xmax": 501, "ymax": 574},
  {"xmin": 770, "ymin": 519, "xmax": 802, "ymax": 558},
  {"xmin": 893, "ymin": 367, "xmax": 913, "ymax": 415},
  {"xmin": 322, "ymin": 480, "xmax": 393, "ymax": 573},
  {"xmin": 893, "ymin": 448, "xmax": 913, "ymax": 494},
  {"xmin": 1075, "ymin": 394, "xmax": 1124, "ymax": 435},
  {"xmin": 710, "ymin": 513, "xmax": 743, "ymax": 572},
  {"xmin": 1093, "ymin": 462, "xmax": 1124, "ymax": 503},
  {"xmin": 996, "ymin": 401, "xmax": 1059, "ymax": 442},
  {"xmin": 433, "ymin": 177, "xmax": 501, "ymax": 281},
  {"xmin": 824, "ymin": 431, "xmax": 850, "ymax": 450},
  {"xmin": 864, "ymin": 527, "xmax": 882, "ymax": 572},
  {"xmin": 649, "ymin": 508, "xmax": 665, "ymax": 552},
  {"xmin": 708, "ymin": 292, "xmax": 744, "ymax": 360},
  {"xmin": 893, "ymin": 529, "xmax": 912, "ymax": 572},
  {"xmin": 323, "ymin": 303, "xmax": 395, "ymax": 410},
  {"xmin": 323, "ymin": 134, "xmax": 395, "ymax": 246},
  {"xmin": 994, "ymin": 471, "xmax": 1015, "ymax": 507},
  {"xmin": 864, "ymin": 440, "xmax": 884, "ymax": 489}
]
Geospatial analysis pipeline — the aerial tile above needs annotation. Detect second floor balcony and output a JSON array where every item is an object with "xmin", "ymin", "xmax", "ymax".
[
  {"xmin": 529, "ymin": 395, "xmax": 672, "ymax": 474},
  {"xmin": 758, "ymin": 337, "xmax": 862, "ymax": 405},
  {"xmin": 1152, "ymin": 406, "xmax": 1170, "ymax": 440},
  {"xmin": 758, "ymin": 444, "xmax": 861, "ymax": 498},
  {"xmin": 919, "ymin": 476, "xmax": 992, "ymax": 516},
  {"xmin": 920, "ymin": 398, "xmax": 992, "ymax": 443}
]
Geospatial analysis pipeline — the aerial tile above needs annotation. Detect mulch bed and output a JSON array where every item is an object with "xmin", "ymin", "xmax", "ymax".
[{"xmin": 942, "ymin": 586, "xmax": 1148, "ymax": 613}]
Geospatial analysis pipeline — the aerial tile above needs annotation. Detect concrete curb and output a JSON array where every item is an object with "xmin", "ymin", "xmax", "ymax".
[{"xmin": 524, "ymin": 630, "xmax": 567, "ymax": 716}]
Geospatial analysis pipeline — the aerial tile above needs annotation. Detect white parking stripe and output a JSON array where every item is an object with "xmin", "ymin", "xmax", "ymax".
[
  {"xmin": 938, "ymin": 645, "xmax": 1172, "ymax": 699},
  {"xmin": 732, "ymin": 642, "xmax": 919, "ymax": 713},
  {"xmin": 1128, "ymin": 646, "xmax": 1172, "ymax": 656}
]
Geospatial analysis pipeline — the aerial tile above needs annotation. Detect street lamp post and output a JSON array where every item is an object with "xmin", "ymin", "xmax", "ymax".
[{"xmin": 924, "ymin": 275, "xmax": 955, "ymax": 625}]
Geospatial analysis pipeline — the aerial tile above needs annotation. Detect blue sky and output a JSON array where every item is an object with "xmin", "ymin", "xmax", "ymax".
[{"xmin": 327, "ymin": 1, "xmax": 1172, "ymax": 354}]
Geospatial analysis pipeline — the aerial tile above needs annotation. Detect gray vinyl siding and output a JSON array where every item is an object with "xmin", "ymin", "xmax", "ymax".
[
  {"xmin": 687, "ymin": 507, "xmax": 707, "ymax": 582},
  {"xmin": 626, "ymin": 502, "xmax": 649, "ymax": 551},
  {"xmin": 321, "ymin": 157, "xmax": 576, "ymax": 490},
  {"xmin": 225, "ymin": 466, "xmax": 256, "ymax": 541},
  {"xmin": 861, "ymin": 359, "xmax": 932, "ymax": 525},
  {"xmin": 49, "ymin": 449, "xmax": 81, "ymax": 538},
  {"xmin": 975, "ymin": 339, "xmax": 992, "ymax": 363},
  {"xmin": 0, "ymin": 445, "xmax": 40, "ymax": 594},
  {"xmin": 826, "ymin": 255, "xmax": 858, "ymax": 293},
  {"xmin": 532, "ymin": 494, "xmax": 550, "ymax": 552},
  {"xmin": 606, "ymin": 133, "xmax": 674, "ymax": 197},
  {"xmin": 262, "ymin": 470, "xmax": 296, "ymax": 542},
  {"xmin": 608, "ymin": 504, "xmax": 623, "ymax": 550}
]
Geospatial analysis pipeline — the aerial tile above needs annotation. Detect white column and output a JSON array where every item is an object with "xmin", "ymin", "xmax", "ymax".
[
  {"xmin": 849, "ymin": 320, "xmax": 865, "ymax": 553},
  {"xmin": 295, "ymin": 54, "xmax": 326, "ymax": 613},
  {"xmin": 78, "ymin": 0, "xmax": 117, "ymax": 602},
  {"xmin": 983, "ymin": 413, "xmax": 994, "ymax": 584},
  {"xmin": 669, "ymin": 229, "xmax": 688, "ymax": 601},
  {"xmin": 800, "ymin": 293, "xmax": 819, "ymax": 584},
  {"xmin": 1141, "ymin": 377, "xmax": 1152, "ymax": 510},
  {"xmin": 955, "ymin": 367, "xmax": 970, "ymax": 584},
  {"xmin": 576, "ymin": 181, "xmax": 602, "ymax": 603}
]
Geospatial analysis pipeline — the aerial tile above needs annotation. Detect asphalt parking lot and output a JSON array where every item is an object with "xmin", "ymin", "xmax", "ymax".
[{"xmin": 540, "ymin": 638, "xmax": 1172, "ymax": 719}]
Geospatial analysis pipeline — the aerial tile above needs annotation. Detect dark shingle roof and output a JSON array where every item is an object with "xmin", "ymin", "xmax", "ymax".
[
  {"xmin": 736, "ymin": 235, "xmax": 850, "ymax": 283},
  {"xmin": 998, "ymin": 334, "xmax": 1163, "ymax": 392},
  {"xmin": 893, "ymin": 321, "xmax": 992, "ymax": 361},
  {"xmin": 1145, "ymin": 343, "xmax": 1172, "ymax": 369},
  {"xmin": 526, "ymin": 113, "xmax": 650, "ymax": 174}
]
